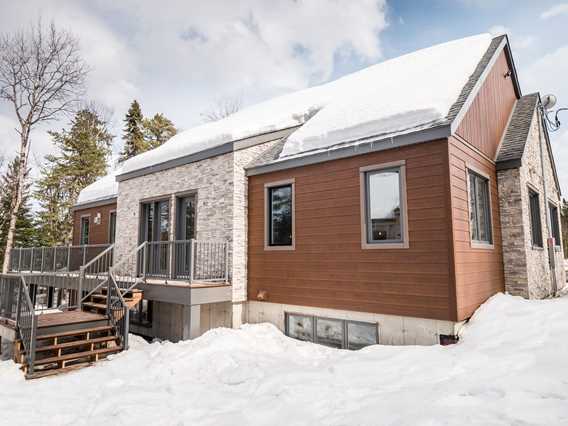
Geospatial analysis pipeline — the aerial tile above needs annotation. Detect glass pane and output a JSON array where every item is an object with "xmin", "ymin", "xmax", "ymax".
[
  {"xmin": 469, "ymin": 173, "xmax": 478, "ymax": 241},
  {"xmin": 475, "ymin": 176, "xmax": 490, "ymax": 243},
  {"xmin": 146, "ymin": 203, "xmax": 154, "ymax": 242},
  {"xmin": 80, "ymin": 218, "xmax": 89, "ymax": 245},
  {"xmin": 287, "ymin": 314, "xmax": 313, "ymax": 342},
  {"xmin": 109, "ymin": 212, "xmax": 117, "ymax": 244},
  {"xmin": 159, "ymin": 201, "xmax": 169, "ymax": 241},
  {"xmin": 270, "ymin": 185, "xmax": 293, "ymax": 246},
  {"xmin": 347, "ymin": 322, "xmax": 378, "ymax": 350},
  {"xmin": 367, "ymin": 170, "xmax": 401, "ymax": 242},
  {"xmin": 316, "ymin": 318, "xmax": 344, "ymax": 348},
  {"xmin": 183, "ymin": 196, "xmax": 196, "ymax": 240}
]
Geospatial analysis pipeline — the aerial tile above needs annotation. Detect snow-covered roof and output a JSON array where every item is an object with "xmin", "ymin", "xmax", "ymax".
[
  {"xmin": 76, "ymin": 170, "xmax": 119, "ymax": 206},
  {"xmin": 119, "ymin": 33, "xmax": 494, "ymax": 177}
]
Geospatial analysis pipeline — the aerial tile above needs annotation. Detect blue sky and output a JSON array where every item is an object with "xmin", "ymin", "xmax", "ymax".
[{"xmin": 0, "ymin": 0, "xmax": 567, "ymax": 191}]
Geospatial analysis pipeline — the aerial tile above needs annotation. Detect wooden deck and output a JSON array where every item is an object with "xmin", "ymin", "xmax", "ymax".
[{"xmin": 37, "ymin": 311, "xmax": 106, "ymax": 329}]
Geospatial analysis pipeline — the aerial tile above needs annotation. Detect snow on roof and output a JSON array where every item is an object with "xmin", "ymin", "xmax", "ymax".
[
  {"xmin": 76, "ymin": 170, "xmax": 119, "ymax": 206},
  {"xmin": 119, "ymin": 33, "xmax": 492, "ymax": 176}
]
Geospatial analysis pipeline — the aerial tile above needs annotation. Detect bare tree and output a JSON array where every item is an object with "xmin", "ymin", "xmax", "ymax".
[
  {"xmin": 200, "ymin": 95, "xmax": 242, "ymax": 123},
  {"xmin": 0, "ymin": 20, "xmax": 88, "ymax": 272}
]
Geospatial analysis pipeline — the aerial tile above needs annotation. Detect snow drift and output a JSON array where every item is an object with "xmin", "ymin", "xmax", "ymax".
[{"xmin": 1, "ymin": 293, "xmax": 567, "ymax": 425}]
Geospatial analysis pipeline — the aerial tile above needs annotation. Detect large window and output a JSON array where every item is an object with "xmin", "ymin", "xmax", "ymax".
[
  {"xmin": 468, "ymin": 170, "xmax": 492, "ymax": 245},
  {"xmin": 267, "ymin": 183, "xmax": 293, "ymax": 247},
  {"xmin": 363, "ymin": 167, "xmax": 404, "ymax": 244},
  {"xmin": 285, "ymin": 313, "xmax": 378, "ymax": 350},
  {"xmin": 549, "ymin": 203, "xmax": 561, "ymax": 247},
  {"xmin": 529, "ymin": 189, "xmax": 543, "ymax": 247},
  {"xmin": 176, "ymin": 194, "xmax": 196, "ymax": 241},
  {"xmin": 80, "ymin": 216, "xmax": 90, "ymax": 245},
  {"xmin": 140, "ymin": 200, "xmax": 170, "ymax": 276}
]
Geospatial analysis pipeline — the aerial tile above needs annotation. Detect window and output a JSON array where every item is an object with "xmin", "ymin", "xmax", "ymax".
[
  {"xmin": 285, "ymin": 313, "xmax": 378, "ymax": 350},
  {"xmin": 80, "ymin": 216, "xmax": 90, "ymax": 245},
  {"xmin": 140, "ymin": 200, "xmax": 170, "ymax": 276},
  {"xmin": 364, "ymin": 167, "xmax": 403, "ymax": 244},
  {"xmin": 267, "ymin": 183, "xmax": 293, "ymax": 247},
  {"xmin": 529, "ymin": 189, "xmax": 543, "ymax": 247},
  {"xmin": 549, "ymin": 203, "xmax": 561, "ymax": 247},
  {"xmin": 286, "ymin": 314, "xmax": 313, "ymax": 342},
  {"xmin": 109, "ymin": 211, "xmax": 117, "ymax": 244},
  {"xmin": 176, "ymin": 195, "xmax": 196, "ymax": 241},
  {"xmin": 468, "ymin": 170, "xmax": 492, "ymax": 244}
]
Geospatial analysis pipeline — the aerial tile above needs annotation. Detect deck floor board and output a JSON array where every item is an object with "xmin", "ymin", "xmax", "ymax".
[{"xmin": 37, "ymin": 311, "xmax": 106, "ymax": 328}]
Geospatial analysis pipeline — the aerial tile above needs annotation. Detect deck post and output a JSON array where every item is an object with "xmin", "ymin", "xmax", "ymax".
[
  {"xmin": 67, "ymin": 246, "xmax": 71, "ymax": 271},
  {"xmin": 17, "ymin": 249, "xmax": 22, "ymax": 272},
  {"xmin": 15, "ymin": 281, "xmax": 21, "ymax": 327},
  {"xmin": 142, "ymin": 242, "xmax": 148, "ymax": 278},
  {"xmin": 82, "ymin": 246, "xmax": 87, "ymax": 267},
  {"xmin": 40, "ymin": 248, "xmax": 45, "ymax": 272},
  {"xmin": 53, "ymin": 247, "xmax": 58, "ymax": 271},
  {"xmin": 123, "ymin": 308, "xmax": 130, "ymax": 349},
  {"xmin": 189, "ymin": 239, "xmax": 195, "ymax": 284}
]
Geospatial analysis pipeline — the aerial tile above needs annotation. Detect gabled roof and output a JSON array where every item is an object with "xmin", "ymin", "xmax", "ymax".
[
  {"xmin": 496, "ymin": 93, "xmax": 539, "ymax": 165},
  {"xmin": 496, "ymin": 93, "xmax": 561, "ymax": 194}
]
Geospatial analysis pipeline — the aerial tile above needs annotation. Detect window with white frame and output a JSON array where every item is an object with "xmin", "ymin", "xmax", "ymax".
[
  {"xmin": 363, "ymin": 166, "xmax": 405, "ymax": 244},
  {"xmin": 468, "ymin": 170, "xmax": 492, "ymax": 244}
]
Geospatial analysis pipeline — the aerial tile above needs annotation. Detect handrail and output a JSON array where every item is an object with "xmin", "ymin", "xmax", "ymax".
[
  {"xmin": 82, "ymin": 244, "xmax": 115, "ymax": 271},
  {"xmin": 15, "ymin": 275, "xmax": 37, "ymax": 375}
]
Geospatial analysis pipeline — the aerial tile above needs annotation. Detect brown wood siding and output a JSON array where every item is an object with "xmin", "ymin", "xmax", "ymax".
[
  {"xmin": 72, "ymin": 202, "xmax": 117, "ymax": 245},
  {"xmin": 248, "ymin": 140, "xmax": 455, "ymax": 321},
  {"xmin": 455, "ymin": 50, "xmax": 517, "ymax": 160},
  {"xmin": 448, "ymin": 136, "xmax": 505, "ymax": 320}
]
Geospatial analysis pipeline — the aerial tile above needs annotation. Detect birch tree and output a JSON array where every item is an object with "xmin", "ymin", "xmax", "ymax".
[{"xmin": 0, "ymin": 21, "xmax": 88, "ymax": 272}]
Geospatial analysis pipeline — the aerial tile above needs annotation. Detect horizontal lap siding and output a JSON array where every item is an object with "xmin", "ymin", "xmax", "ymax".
[
  {"xmin": 72, "ymin": 202, "xmax": 116, "ymax": 245},
  {"xmin": 248, "ymin": 140, "xmax": 454, "ymax": 321}
]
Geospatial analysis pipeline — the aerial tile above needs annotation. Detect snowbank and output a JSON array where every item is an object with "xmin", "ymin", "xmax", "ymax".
[
  {"xmin": 76, "ymin": 170, "xmax": 119, "ymax": 205},
  {"xmin": 120, "ymin": 34, "xmax": 492, "ymax": 175},
  {"xmin": 1, "ymin": 293, "xmax": 567, "ymax": 425}
]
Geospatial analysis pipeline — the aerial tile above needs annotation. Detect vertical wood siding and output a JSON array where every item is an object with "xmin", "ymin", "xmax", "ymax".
[
  {"xmin": 72, "ymin": 202, "xmax": 117, "ymax": 245},
  {"xmin": 455, "ymin": 50, "xmax": 517, "ymax": 159},
  {"xmin": 248, "ymin": 140, "xmax": 455, "ymax": 321}
]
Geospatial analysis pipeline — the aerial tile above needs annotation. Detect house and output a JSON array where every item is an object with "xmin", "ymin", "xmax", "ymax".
[{"xmin": 1, "ymin": 33, "xmax": 565, "ymax": 377}]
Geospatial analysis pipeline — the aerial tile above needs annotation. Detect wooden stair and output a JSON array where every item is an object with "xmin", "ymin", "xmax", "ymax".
[{"xmin": 82, "ymin": 289, "xmax": 143, "ymax": 315}]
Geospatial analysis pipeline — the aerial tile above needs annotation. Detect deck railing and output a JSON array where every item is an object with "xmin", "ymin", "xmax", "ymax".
[
  {"xmin": 139, "ymin": 240, "xmax": 229, "ymax": 282},
  {"xmin": 15, "ymin": 275, "xmax": 37, "ymax": 374},
  {"xmin": 9, "ymin": 244, "xmax": 112, "ymax": 274},
  {"xmin": 0, "ymin": 274, "xmax": 20, "ymax": 321}
]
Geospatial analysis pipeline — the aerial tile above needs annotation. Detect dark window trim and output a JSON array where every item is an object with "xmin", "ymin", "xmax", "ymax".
[
  {"xmin": 467, "ymin": 168, "xmax": 494, "ymax": 248},
  {"xmin": 79, "ymin": 215, "xmax": 90, "ymax": 245},
  {"xmin": 264, "ymin": 179, "xmax": 295, "ymax": 250},
  {"xmin": 528, "ymin": 187, "xmax": 543, "ymax": 248},
  {"xmin": 139, "ymin": 198, "xmax": 171, "ymax": 244},
  {"xmin": 549, "ymin": 201, "xmax": 561, "ymax": 248},
  {"xmin": 108, "ymin": 210, "xmax": 117, "ymax": 244}
]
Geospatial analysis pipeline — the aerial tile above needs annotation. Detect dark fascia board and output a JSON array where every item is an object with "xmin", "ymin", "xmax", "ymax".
[
  {"xmin": 495, "ymin": 158, "xmax": 522, "ymax": 171},
  {"xmin": 72, "ymin": 196, "xmax": 117, "ymax": 211},
  {"xmin": 116, "ymin": 126, "xmax": 300, "ymax": 182},
  {"xmin": 503, "ymin": 34, "xmax": 523, "ymax": 99},
  {"xmin": 246, "ymin": 124, "xmax": 451, "ymax": 176}
]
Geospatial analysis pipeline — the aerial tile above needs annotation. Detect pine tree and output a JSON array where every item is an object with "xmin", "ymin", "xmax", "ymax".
[
  {"xmin": 36, "ymin": 107, "xmax": 113, "ymax": 244},
  {"xmin": 119, "ymin": 100, "xmax": 146, "ymax": 161},
  {"xmin": 0, "ymin": 157, "xmax": 40, "ymax": 265},
  {"xmin": 143, "ymin": 113, "xmax": 177, "ymax": 149}
]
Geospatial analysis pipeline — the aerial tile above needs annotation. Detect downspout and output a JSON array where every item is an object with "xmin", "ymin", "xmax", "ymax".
[{"xmin": 536, "ymin": 104, "xmax": 558, "ymax": 296}]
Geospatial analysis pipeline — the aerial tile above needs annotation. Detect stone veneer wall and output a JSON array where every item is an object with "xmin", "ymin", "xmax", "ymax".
[
  {"xmin": 115, "ymin": 140, "xmax": 281, "ymax": 328},
  {"xmin": 498, "ymin": 109, "xmax": 566, "ymax": 298}
]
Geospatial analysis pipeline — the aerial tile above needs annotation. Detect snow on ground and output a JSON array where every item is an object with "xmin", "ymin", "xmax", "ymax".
[
  {"xmin": 1, "ymin": 293, "xmax": 567, "ymax": 425},
  {"xmin": 120, "ymin": 34, "xmax": 492, "ymax": 175}
]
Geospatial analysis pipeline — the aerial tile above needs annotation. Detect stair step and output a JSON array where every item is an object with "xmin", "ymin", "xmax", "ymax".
[
  {"xmin": 34, "ymin": 346, "xmax": 123, "ymax": 366},
  {"xmin": 36, "ymin": 335, "xmax": 119, "ymax": 353},
  {"xmin": 83, "ymin": 302, "xmax": 107, "ymax": 310},
  {"xmin": 37, "ymin": 325, "xmax": 113, "ymax": 341}
]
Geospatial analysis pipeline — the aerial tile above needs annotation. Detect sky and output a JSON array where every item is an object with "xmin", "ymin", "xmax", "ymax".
[{"xmin": 0, "ymin": 0, "xmax": 567, "ymax": 192}]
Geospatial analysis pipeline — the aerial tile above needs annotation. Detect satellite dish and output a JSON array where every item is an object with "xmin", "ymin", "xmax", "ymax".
[{"xmin": 542, "ymin": 94, "xmax": 557, "ymax": 111}]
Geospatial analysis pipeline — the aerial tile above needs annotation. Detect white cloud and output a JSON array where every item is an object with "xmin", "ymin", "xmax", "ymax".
[
  {"xmin": 0, "ymin": 0, "xmax": 387, "ymax": 168},
  {"xmin": 541, "ymin": 3, "xmax": 568, "ymax": 19}
]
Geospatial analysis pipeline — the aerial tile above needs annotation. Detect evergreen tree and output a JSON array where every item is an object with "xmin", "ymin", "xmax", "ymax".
[
  {"xmin": 143, "ymin": 113, "xmax": 177, "ymax": 149},
  {"xmin": 119, "ymin": 100, "xmax": 146, "ymax": 161},
  {"xmin": 0, "ymin": 157, "xmax": 40, "ymax": 265},
  {"xmin": 36, "ymin": 107, "xmax": 113, "ymax": 244}
]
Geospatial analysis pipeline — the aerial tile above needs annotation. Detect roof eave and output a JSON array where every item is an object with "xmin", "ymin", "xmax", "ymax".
[
  {"xmin": 72, "ymin": 196, "xmax": 118, "ymax": 211},
  {"xmin": 246, "ymin": 124, "xmax": 451, "ymax": 176}
]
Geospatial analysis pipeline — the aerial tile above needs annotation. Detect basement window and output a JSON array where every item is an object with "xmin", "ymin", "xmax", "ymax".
[
  {"xmin": 285, "ymin": 313, "xmax": 378, "ymax": 350},
  {"xmin": 529, "ymin": 189, "xmax": 543, "ymax": 248},
  {"xmin": 468, "ymin": 170, "xmax": 493, "ymax": 245}
]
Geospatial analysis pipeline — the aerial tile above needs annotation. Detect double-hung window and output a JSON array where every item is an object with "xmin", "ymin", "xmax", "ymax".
[
  {"xmin": 468, "ymin": 170, "xmax": 492, "ymax": 245},
  {"xmin": 266, "ymin": 181, "xmax": 294, "ymax": 248},
  {"xmin": 529, "ymin": 189, "xmax": 543, "ymax": 248},
  {"xmin": 361, "ymin": 162, "xmax": 407, "ymax": 248},
  {"xmin": 549, "ymin": 203, "xmax": 561, "ymax": 247}
]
